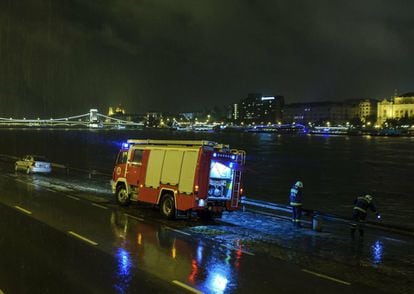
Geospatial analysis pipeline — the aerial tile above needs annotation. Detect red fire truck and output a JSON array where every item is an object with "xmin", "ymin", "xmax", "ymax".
[{"xmin": 111, "ymin": 139, "xmax": 245, "ymax": 219}]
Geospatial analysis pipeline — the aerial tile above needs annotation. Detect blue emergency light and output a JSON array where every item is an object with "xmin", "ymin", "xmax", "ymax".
[
  {"xmin": 212, "ymin": 152, "xmax": 237, "ymax": 161},
  {"xmin": 122, "ymin": 143, "xmax": 129, "ymax": 149}
]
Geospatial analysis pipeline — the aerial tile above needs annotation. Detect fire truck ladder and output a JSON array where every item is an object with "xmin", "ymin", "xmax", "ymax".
[
  {"xmin": 230, "ymin": 149, "xmax": 245, "ymax": 208},
  {"xmin": 231, "ymin": 170, "xmax": 242, "ymax": 208}
]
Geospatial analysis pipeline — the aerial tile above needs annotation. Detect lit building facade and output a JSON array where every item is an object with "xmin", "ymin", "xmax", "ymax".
[
  {"xmin": 107, "ymin": 105, "xmax": 145, "ymax": 124},
  {"xmin": 377, "ymin": 92, "xmax": 414, "ymax": 125},
  {"xmin": 358, "ymin": 99, "xmax": 378, "ymax": 123},
  {"xmin": 108, "ymin": 105, "xmax": 126, "ymax": 116},
  {"xmin": 238, "ymin": 93, "xmax": 284, "ymax": 124},
  {"xmin": 233, "ymin": 103, "xmax": 239, "ymax": 120}
]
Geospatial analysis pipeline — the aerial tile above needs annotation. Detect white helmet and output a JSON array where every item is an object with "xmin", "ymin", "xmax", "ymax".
[
  {"xmin": 295, "ymin": 181, "xmax": 303, "ymax": 188},
  {"xmin": 365, "ymin": 194, "xmax": 373, "ymax": 202}
]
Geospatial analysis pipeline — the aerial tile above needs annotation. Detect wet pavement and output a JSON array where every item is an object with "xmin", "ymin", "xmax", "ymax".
[
  {"xmin": 0, "ymin": 203, "xmax": 182, "ymax": 294},
  {"xmin": 0, "ymin": 158, "xmax": 413, "ymax": 293},
  {"xmin": 218, "ymin": 210, "xmax": 414, "ymax": 293},
  {"xmin": 54, "ymin": 172, "xmax": 414, "ymax": 293}
]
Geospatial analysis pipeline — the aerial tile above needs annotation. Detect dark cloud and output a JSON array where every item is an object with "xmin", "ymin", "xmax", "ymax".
[{"xmin": 0, "ymin": 0, "xmax": 413, "ymax": 117}]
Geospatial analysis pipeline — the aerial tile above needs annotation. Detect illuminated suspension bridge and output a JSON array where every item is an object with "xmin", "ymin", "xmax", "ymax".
[{"xmin": 0, "ymin": 109, "xmax": 143, "ymax": 128}]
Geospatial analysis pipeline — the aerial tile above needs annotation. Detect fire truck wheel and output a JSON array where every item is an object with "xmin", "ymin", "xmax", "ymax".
[
  {"xmin": 160, "ymin": 193, "xmax": 175, "ymax": 219},
  {"xmin": 116, "ymin": 185, "xmax": 130, "ymax": 206}
]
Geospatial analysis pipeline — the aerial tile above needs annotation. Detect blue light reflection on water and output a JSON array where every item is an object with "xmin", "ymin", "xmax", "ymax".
[
  {"xmin": 205, "ymin": 264, "xmax": 230, "ymax": 294},
  {"xmin": 200, "ymin": 248, "xmax": 233, "ymax": 294},
  {"xmin": 114, "ymin": 248, "xmax": 132, "ymax": 294},
  {"xmin": 210, "ymin": 273, "xmax": 228, "ymax": 293},
  {"xmin": 197, "ymin": 243, "xmax": 203, "ymax": 264},
  {"xmin": 371, "ymin": 240, "xmax": 384, "ymax": 265}
]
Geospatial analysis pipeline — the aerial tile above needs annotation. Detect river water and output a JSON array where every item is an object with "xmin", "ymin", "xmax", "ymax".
[{"xmin": 1, "ymin": 128, "xmax": 413, "ymax": 229}]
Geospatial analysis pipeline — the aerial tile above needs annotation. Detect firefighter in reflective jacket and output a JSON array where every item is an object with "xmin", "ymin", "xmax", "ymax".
[
  {"xmin": 290, "ymin": 181, "xmax": 304, "ymax": 227},
  {"xmin": 350, "ymin": 194, "xmax": 379, "ymax": 237}
]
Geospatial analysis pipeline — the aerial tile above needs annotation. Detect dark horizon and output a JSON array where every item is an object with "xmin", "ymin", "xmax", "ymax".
[{"xmin": 1, "ymin": 0, "xmax": 413, "ymax": 117}]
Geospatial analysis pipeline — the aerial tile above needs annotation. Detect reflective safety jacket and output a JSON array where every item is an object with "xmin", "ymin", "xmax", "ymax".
[
  {"xmin": 290, "ymin": 186, "xmax": 302, "ymax": 206},
  {"xmin": 353, "ymin": 196, "xmax": 377, "ymax": 214}
]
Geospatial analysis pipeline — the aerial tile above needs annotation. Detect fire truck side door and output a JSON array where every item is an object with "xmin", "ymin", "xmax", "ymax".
[{"xmin": 126, "ymin": 149, "xmax": 143, "ymax": 185}]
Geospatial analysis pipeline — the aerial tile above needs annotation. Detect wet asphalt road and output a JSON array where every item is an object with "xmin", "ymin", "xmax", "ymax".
[
  {"xmin": 0, "ymin": 203, "xmax": 181, "ymax": 294},
  {"xmin": 0, "ymin": 165, "xmax": 410, "ymax": 293}
]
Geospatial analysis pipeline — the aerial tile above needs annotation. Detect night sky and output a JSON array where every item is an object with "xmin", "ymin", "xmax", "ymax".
[{"xmin": 1, "ymin": 0, "xmax": 413, "ymax": 117}]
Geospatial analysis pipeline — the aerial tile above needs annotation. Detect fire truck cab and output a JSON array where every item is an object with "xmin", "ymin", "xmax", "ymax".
[{"xmin": 111, "ymin": 139, "xmax": 245, "ymax": 219}]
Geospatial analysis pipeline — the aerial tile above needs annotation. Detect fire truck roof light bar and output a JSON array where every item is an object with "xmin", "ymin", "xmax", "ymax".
[{"xmin": 127, "ymin": 139, "xmax": 228, "ymax": 149}]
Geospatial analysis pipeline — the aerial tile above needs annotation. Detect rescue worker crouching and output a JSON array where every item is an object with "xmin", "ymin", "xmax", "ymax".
[
  {"xmin": 290, "ymin": 181, "xmax": 304, "ymax": 227},
  {"xmin": 350, "ymin": 194, "xmax": 380, "ymax": 238}
]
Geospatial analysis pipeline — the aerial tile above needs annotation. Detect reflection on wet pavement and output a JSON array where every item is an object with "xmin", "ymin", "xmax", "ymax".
[{"xmin": 115, "ymin": 248, "xmax": 132, "ymax": 293}]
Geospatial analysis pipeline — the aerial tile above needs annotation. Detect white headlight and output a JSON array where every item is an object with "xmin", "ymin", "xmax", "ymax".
[{"xmin": 198, "ymin": 199, "xmax": 205, "ymax": 207}]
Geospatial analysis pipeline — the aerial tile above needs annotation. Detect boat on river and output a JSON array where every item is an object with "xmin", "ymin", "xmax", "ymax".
[{"xmin": 310, "ymin": 126, "xmax": 349, "ymax": 135}]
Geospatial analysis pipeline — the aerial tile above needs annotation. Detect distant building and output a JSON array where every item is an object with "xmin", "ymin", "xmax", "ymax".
[
  {"xmin": 377, "ymin": 92, "xmax": 414, "ymax": 125},
  {"xmin": 343, "ymin": 99, "xmax": 361, "ymax": 123},
  {"xmin": 108, "ymin": 105, "xmax": 126, "ymax": 116},
  {"xmin": 358, "ymin": 99, "xmax": 378, "ymax": 123},
  {"xmin": 124, "ymin": 114, "xmax": 146, "ymax": 123},
  {"xmin": 107, "ymin": 105, "xmax": 127, "ymax": 121},
  {"xmin": 238, "ymin": 93, "xmax": 284, "ymax": 124},
  {"xmin": 107, "ymin": 105, "xmax": 145, "ymax": 124},
  {"xmin": 283, "ymin": 101, "xmax": 359, "ymax": 125},
  {"xmin": 283, "ymin": 99, "xmax": 380, "ymax": 125},
  {"xmin": 179, "ymin": 112, "xmax": 197, "ymax": 121},
  {"xmin": 146, "ymin": 111, "xmax": 163, "ymax": 127},
  {"xmin": 232, "ymin": 103, "xmax": 239, "ymax": 120}
]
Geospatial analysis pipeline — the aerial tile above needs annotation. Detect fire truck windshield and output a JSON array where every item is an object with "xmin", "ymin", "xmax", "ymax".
[{"xmin": 117, "ymin": 151, "xmax": 128, "ymax": 164}]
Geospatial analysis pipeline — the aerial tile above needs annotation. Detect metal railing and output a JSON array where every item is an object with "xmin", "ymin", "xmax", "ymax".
[{"xmin": 240, "ymin": 196, "xmax": 414, "ymax": 236}]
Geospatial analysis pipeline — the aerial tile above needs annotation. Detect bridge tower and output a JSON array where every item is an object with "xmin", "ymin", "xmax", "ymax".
[{"xmin": 89, "ymin": 109, "xmax": 99, "ymax": 122}]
